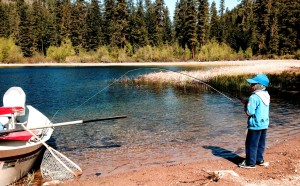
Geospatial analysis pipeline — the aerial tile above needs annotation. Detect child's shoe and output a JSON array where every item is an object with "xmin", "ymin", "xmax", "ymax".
[
  {"xmin": 238, "ymin": 160, "xmax": 255, "ymax": 169},
  {"xmin": 256, "ymin": 160, "xmax": 269, "ymax": 167}
]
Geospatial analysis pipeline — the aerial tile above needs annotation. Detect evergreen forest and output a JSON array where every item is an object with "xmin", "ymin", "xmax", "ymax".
[{"xmin": 0, "ymin": 0, "xmax": 299, "ymax": 63}]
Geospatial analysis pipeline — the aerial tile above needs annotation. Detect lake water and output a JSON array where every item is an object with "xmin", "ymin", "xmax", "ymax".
[{"xmin": 0, "ymin": 66, "xmax": 299, "ymax": 178}]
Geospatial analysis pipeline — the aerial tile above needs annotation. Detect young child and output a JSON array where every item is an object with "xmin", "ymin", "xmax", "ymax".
[{"xmin": 239, "ymin": 74, "xmax": 270, "ymax": 168}]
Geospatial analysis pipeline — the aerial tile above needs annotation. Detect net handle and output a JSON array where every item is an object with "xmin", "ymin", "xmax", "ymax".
[{"xmin": 21, "ymin": 124, "xmax": 82, "ymax": 177}]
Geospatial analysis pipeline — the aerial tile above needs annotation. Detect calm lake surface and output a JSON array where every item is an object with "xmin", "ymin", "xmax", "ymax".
[{"xmin": 0, "ymin": 66, "xmax": 299, "ymax": 178}]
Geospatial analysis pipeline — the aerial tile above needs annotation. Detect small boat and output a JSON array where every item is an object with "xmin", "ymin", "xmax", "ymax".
[{"xmin": 0, "ymin": 87, "xmax": 53, "ymax": 186}]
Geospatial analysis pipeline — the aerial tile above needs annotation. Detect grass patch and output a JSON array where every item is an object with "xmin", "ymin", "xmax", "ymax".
[{"xmin": 120, "ymin": 62, "xmax": 300, "ymax": 99}]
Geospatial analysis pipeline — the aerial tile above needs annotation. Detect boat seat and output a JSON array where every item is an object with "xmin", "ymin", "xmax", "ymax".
[
  {"xmin": 3, "ymin": 87, "xmax": 26, "ymax": 116},
  {"xmin": 1, "ymin": 87, "xmax": 27, "ymax": 130}
]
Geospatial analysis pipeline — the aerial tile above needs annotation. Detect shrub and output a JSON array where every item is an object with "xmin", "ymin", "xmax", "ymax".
[
  {"xmin": 173, "ymin": 43, "xmax": 186, "ymax": 61},
  {"xmin": 47, "ymin": 39, "xmax": 75, "ymax": 62},
  {"xmin": 183, "ymin": 46, "xmax": 191, "ymax": 61},
  {"xmin": 0, "ymin": 37, "xmax": 23, "ymax": 63},
  {"xmin": 295, "ymin": 49, "xmax": 300, "ymax": 60},
  {"xmin": 244, "ymin": 47, "xmax": 253, "ymax": 59},
  {"xmin": 134, "ymin": 45, "xmax": 153, "ymax": 62},
  {"xmin": 117, "ymin": 49, "xmax": 129, "ymax": 62},
  {"xmin": 95, "ymin": 46, "xmax": 111, "ymax": 62},
  {"xmin": 153, "ymin": 45, "xmax": 175, "ymax": 62},
  {"xmin": 198, "ymin": 40, "xmax": 236, "ymax": 61},
  {"xmin": 237, "ymin": 47, "xmax": 244, "ymax": 60}
]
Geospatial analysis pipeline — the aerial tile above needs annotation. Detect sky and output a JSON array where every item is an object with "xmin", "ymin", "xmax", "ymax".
[{"xmin": 165, "ymin": 0, "xmax": 240, "ymax": 17}]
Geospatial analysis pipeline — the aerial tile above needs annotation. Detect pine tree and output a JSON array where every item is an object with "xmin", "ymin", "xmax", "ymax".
[
  {"xmin": 145, "ymin": 0, "xmax": 156, "ymax": 46},
  {"xmin": 268, "ymin": 0, "xmax": 279, "ymax": 54},
  {"xmin": 174, "ymin": 0, "xmax": 188, "ymax": 48},
  {"xmin": 218, "ymin": 0, "xmax": 225, "ymax": 42},
  {"xmin": 7, "ymin": 3, "xmax": 20, "ymax": 40},
  {"xmin": 253, "ymin": 0, "xmax": 271, "ymax": 55},
  {"xmin": 70, "ymin": 0, "xmax": 87, "ymax": 52},
  {"xmin": 86, "ymin": 0, "xmax": 103, "ymax": 51},
  {"xmin": 197, "ymin": 0, "xmax": 209, "ymax": 47},
  {"xmin": 162, "ymin": 7, "xmax": 173, "ymax": 44},
  {"xmin": 278, "ymin": 0, "xmax": 300, "ymax": 55},
  {"xmin": 185, "ymin": 0, "xmax": 197, "ymax": 58},
  {"xmin": 236, "ymin": 0, "xmax": 255, "ymax": 51},
  {"xmin": 44, "ymin": 0, "xmax": 60, "ymax": 47},
  {"xmin": 16, "ymin": 0, "xmax": 34, "ymax": 57},
  {"xmin": 31, "ymin": 0, "xmax": 56, "ymax": 55},
  {"xmin": 60, "ymin": 0, "xmax": 72, "ymax": 41},
  {"xmin": 153, "ymin": 0, "xmax": 165, "ymax": 46},
  {"xmin": 0, "ymin": 3, "xmax": 9, "ymax": 37},
  {"xmin": 115, "ymin": 0, "xmax": 128, "ymax": 48},
  {"xmin": 210, "ymin": 1, "xmax": 219, "ymax": 40},
  {"xmin": 104, "ymin": 0, "xmax": 116, "ymax": 46},
  {"xmin": 128, "ymin": 0, "xmax": 148, "ymax": 52},
  {"xmin": 136, "ymin": 0, "xmax": 149, "ymax": 47},
  {"xmin": 219, "ymin": 0, "xmax": 224, "ymax": 16}
]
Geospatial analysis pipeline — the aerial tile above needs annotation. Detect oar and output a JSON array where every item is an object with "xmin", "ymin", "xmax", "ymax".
[{"xmin": 0, "ymin": 115, "xmax": 127, "ymax": 135}]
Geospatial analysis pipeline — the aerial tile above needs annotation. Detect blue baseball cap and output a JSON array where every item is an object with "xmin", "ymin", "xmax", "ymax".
[{"xmin": 246, "ymin": 74, "xmax": 269, "ymax": 87}]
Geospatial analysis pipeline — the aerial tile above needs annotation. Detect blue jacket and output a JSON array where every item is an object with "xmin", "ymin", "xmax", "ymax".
[{"xmin": 246, "ymin": 90, "xmax": 270, "ymax": 130}]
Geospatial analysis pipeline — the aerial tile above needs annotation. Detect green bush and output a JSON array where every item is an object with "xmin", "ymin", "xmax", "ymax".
[
  {"xmin": 153, "ymin": 45, "xmax": 175, "ymax": 62},
  {"xmin": 47, "ymin": 39, "xmax": 75, "ymax": 62},
  {"xmin": 134, "ymin": 45, "xmax": 153, "ymax": 62},
  {"xmin": 95, "ymin": 46, "xmax": 111, "ymax": 62},
  {"xmin": 173, "ymin": 43, "xmax": 186, "ymax": 61},
  {"xmin": 295, "ymin": 49, "xmax": 300, "ymax": 60},
  {"xmin": 0, "ymin": 37, "xmax": 23, "ymax": 63},
  {"xmin": 198, "ymin": 40, "xmax": 236, "ymax": 61},
  {"xmin": 244, "ymin": 47, "xmax": 253, "ymax": 59},
  {"xmin": 134, "ymin": 44, "xmax": 187, "ymax": 62},
  {"xmin": 117, "ymin": 49, "xmax": 129, "ymax": 62},
  {"xmin": 237, "ymin": 47, "xmax": 244, "ymax": 60}
]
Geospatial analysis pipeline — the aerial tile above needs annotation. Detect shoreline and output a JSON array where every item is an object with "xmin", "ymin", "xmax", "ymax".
[
  {"xmin": 0, "ymin": 59, "xmax": 299, "ymax": 67},
  {"xmin": 59, "ymin": 135, "xmax": 300, "ymax": 186}
]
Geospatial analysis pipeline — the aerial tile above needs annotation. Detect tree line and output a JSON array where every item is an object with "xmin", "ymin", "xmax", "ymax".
[{"xmin": 0, "ymin": 0, "xmax": 299, "ymax": 62}]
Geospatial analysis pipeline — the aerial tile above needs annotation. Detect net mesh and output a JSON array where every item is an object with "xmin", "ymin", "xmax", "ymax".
[{"xmin": 41, "ymin": 148, "xmax": 82, "ymax": 181}]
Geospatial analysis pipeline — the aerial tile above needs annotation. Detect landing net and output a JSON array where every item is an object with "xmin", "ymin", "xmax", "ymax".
[{"xmin": 41, "ymin": 148, "xmax": 82, "ymax": 181}]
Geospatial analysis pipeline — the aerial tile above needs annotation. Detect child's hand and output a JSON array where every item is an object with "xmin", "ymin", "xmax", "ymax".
[
  {"xmin": 241, "ymin": 99, "xmax": 248, "ymax": 104},
  {"xmin": 241, "ymin": 99, "xmax": 249, "ymax": 113}
]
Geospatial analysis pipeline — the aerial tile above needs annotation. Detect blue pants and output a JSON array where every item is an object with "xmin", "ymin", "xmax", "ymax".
[{"xmin": 245, "ymin": 129, "xmax": 267, "ymax": 165}]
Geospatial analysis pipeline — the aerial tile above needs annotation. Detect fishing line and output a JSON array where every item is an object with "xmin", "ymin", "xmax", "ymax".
[
  {"xmin": 75, "ymin": 67, "xmax": 235, "ymax": 108},
  {"xmin": 51, "ymin": 69, "xmax": 140, "ymax": 121},
  {"xmin": 71, "ymin": 68, "xmax": 142, "ymax": 112},
  {"xmin": 154, "ymin": 68, "xmax": 235, "ymax": 102},
  {"xmin": 51, "ymin": 67, "xmax": 236, "ymax": 121}
]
